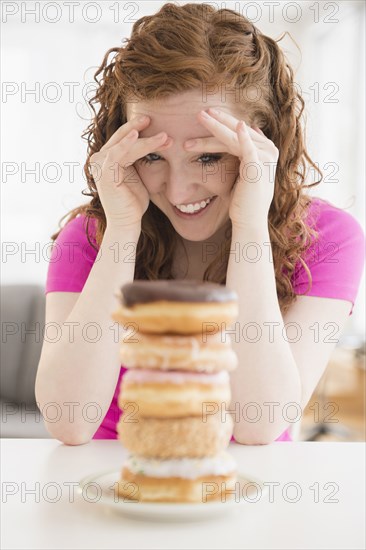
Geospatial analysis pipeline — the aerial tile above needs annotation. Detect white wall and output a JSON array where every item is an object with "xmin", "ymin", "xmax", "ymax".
[{"xmin": 2, "ymin": 0, "xmax": 365, "ymax": 336}]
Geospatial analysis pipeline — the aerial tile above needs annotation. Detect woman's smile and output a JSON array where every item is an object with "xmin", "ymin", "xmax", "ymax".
[{"xmin": 171, "ymin": 195, "xmax": 218, "ymax": 218}]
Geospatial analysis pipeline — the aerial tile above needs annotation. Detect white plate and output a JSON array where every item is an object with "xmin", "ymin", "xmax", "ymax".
[{"xmin": 77, "ymin": 469, "xmax": 267, "ymax": 522}]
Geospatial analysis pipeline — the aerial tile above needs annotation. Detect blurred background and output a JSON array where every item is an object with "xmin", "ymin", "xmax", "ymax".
[{"xmin": 1, "ymin": 0, "xmax": 365, "ymax": 440}]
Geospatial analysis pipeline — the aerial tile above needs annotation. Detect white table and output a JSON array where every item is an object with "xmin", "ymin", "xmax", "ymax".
[{"xmin": 1, "ymin": 439, "xmax": 365, "ymax": 550}]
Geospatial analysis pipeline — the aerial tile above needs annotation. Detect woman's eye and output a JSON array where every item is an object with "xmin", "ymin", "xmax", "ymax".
[
  {"xmin": 139, "ymin": 153, "xmax": 222, "ymax": 166},
  {"xmin": 197, "ymin": 154, "xmax": 222, "ymax": 166},
  {"xmin": 140, "ymin": 153, "xmax": 161, "ymax": 165}
]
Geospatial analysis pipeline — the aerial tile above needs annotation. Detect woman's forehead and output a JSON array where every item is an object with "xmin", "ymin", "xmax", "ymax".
[
  {"xmin": 131, "ymin": 111, "xmax": 213, "ymax": 140},
  {"xmin": 126, "ymin": 89, "xmax": 245, "ymax": 119},
  {"xmin": 126, "ymin": 94, "xmax": 246, "ymax": 139}
]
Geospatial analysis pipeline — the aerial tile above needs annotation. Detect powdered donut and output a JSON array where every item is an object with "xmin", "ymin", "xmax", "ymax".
[
  {"xmin": 118, "ymin": 368, "xmax": 231, "ymax": 418},
  {"xmin": 116, "ymin": 451, "xmax": 237, "ymax": 503},
  {"xmin": 119, "ymin": 330, "xmax": 238, "ymax": 372},
  {"xmin": 112, "ymin": 279, "xmax": 238, "ymax": 335},
  {"xmin": 117, "ymin": 412, "xmax": 234, "ymax": 458}
]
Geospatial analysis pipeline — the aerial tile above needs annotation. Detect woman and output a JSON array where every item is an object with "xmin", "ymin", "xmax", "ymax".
[{"xmin": 35, "ymin": 3, "xmax": 365, "ymax": 445}]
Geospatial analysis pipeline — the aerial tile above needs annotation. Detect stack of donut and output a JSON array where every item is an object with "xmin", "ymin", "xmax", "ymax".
[{"xmin": 112, "ymin": 279, "xmax": 239, "ymax": 503}]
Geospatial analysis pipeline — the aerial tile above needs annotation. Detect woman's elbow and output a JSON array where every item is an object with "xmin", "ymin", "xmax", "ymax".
[
  {"xmin": 233, "ymin": 427, "xmax": 282, "ymax": 445},
  {"xmin": 43, "ymin": 422, "xmax": 92, "ymax": 446},
  {"xmin": 233, "ymin": 435, "xmax": 274, "ymax": 446}
]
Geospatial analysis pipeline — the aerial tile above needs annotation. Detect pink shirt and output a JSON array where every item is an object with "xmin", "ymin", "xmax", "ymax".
[{"xmin": 45, "ymin": 198, "xmax": 365, "ymax": 442}]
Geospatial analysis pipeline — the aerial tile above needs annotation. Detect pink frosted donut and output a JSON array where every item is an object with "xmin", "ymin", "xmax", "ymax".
[{"xmin": 123, "ymin": 368, "xmax": 230, "ymax": 385}]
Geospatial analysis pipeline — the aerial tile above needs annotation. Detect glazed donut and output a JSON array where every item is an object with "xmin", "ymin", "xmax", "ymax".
[
  {"xmin": 118, "ymin": 368, "xmax": 231, "ymax": 418},
  {"xmin": 112, "ymin": 279, "xmax": 238, "ymax": 335},
  {"xmin": 117, "ymin": 411, "xmax": 233, "ymax": 458},
  {"xmin": 119, "ymin": 330, "xmax": 238, "ymax": 372},
  {"xmin": 117, "ymin": 451, "xmax": 237, "ymax": 503}
]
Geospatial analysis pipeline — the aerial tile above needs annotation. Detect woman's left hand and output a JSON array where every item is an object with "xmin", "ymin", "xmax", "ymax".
[{"xmin": 185, "ymin": 108, "xmax": 279, "ymax": 230}]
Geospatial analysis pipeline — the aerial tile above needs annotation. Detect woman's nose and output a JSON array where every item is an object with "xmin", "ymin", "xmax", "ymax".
[{"xmin": 163, "ymin": 172, "xmax": 199, "ymax": 206}]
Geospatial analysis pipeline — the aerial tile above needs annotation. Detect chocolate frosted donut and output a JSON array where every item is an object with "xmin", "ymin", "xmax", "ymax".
[
  {"xmin": 120, "ymin": 279, "xmax": 238, "ymax": 307},
  {"xmin": 112, "ymin": 279, "xmax": 239, "ymax": 335}
]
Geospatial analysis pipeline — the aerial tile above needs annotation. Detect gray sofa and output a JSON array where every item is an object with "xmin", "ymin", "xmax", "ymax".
[{"xmin": 1, "ymin": 285, "xmax": 51, "ymax": 438}]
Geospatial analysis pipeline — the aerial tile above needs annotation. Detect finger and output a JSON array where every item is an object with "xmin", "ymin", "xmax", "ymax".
[
  {"xmin": 99, "ymin": 116, "xmax": 151, "ymax": 153},
  {"xmin": 185, "ymin": 110, "xmax": 262, "ymax": 153},
  {"xmin": 184, "ymin": 136, "xmax": 230, "ymax": 153},
  {"xmin": 253, "ymin": 126, "xmax": 266, "ymax": 137},
  {"xmin": 105, "ymin": 132, "xmax": 171, "ymax": 167},
  {"xmin": 236, "ymin": 120, "xmax": 259, "ymax": 165},
  {"xmin": 203, "ymin": 108, "xmax": 265, "ymax": 144},
  {"xmin": 184, "ymin": 133, "xmax": 268, "ymax": 155},
  {"xmin": 184, "ymin": 111, "xmax": 239, "ymax": 153}
]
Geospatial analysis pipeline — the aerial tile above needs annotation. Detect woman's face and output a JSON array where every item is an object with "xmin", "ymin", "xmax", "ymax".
[{"xmin": 127, "ymin": 89, "xmax": 244, "ymax": 242}]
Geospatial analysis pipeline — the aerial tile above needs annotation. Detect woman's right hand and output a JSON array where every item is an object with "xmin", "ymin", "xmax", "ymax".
[{"xmin": 89, "ymin": 116, "xmax": 171, "ymax": 231}]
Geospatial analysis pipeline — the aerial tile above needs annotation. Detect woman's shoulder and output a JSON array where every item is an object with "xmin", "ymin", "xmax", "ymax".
[
  {"xmin": 305, "ymin": 196, "xmax": 365, "ymax": 240},
  {"xmin": 50, "ymin": 213, "xmax": 99, "ymax": 267},
  {"xmin": 45, "ymin": 214, "xmax": 99, "ymax": 294},
  {"xmin": 57, "ymin": 212, "xmax": 97, "ymax": 233},
  {"xmin": 291, "ymin": 196, "xmax": 365, "ymax": 312},
  {"xmin": 54, "ymin": 213, "xmax": 98, "ymax": 248},
  {"xmin": 304, "ymin": 195, "xmax": 365, "ymax": 266}
]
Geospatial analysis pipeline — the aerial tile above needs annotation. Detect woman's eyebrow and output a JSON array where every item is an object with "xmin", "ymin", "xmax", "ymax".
[{"xmin": 151, "ymin": 148, "xmax": 225, "ymax": 155}]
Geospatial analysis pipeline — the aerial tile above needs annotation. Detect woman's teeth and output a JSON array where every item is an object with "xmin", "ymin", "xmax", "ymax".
[{"xmin": 175, "ymin": 196, "xmax": 214, "ymax": 214}]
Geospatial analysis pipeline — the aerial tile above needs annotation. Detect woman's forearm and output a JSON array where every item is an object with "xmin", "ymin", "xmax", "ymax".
[
  {"xmin": 225, "ymin": 223, "xmax": 302, "ymax": 444},
  {"xmin": 35, "ymin": 226, "xmax": 140, "ymax": 445}
]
